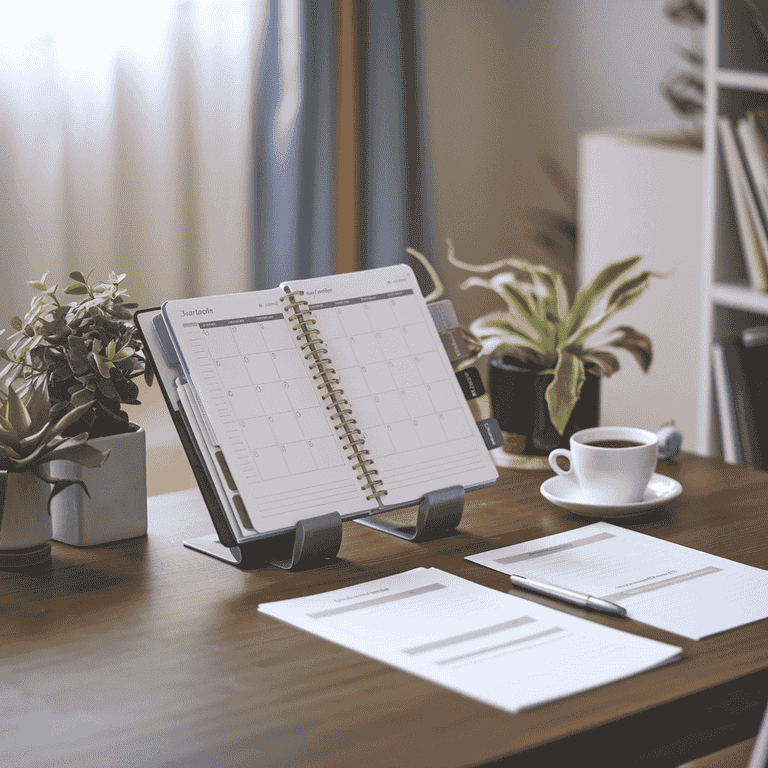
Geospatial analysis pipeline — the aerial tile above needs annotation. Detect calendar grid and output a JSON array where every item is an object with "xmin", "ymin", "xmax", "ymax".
[{"xmin": 160, "ymin": 265, "xmax": 497, "ymax": 537}]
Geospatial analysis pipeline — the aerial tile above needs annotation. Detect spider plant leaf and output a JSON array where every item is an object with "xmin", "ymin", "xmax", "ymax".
[
  {"xmin": 606, "ymin": 325, "xmax": 653, "ymax": 371},
  {"xmin": 470, "ymin": 312, "xmax": 548, "ymax": 354},
  {"xmin": 567, "ymin": 256, "xmax": 642, "ymax": 336},
  {"xmin": 581, "ymin": 349, "xmax": 621, "ymax": 377},
  {"xmin": 405, "ymin": 247, "xmax": 445, "ymax": 302},
  {"xmin": 446, "ymin": 238, "xmax": 536, "ymax": 281},
  {"xmin": 462, "ymin": 276, "xmax": 543, "ymax": 341},
  {"xmin": 606, "ymin": 270, "xmax": 657, "ymax": 310},
  {"xmin": 545, "ymin": 348, "xmax": 586, "ymax": 435}
]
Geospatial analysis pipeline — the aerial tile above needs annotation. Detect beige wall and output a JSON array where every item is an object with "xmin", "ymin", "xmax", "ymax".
[{"xmin": 421, "ymin": 0, "xmax": 690, "ymax": 324}]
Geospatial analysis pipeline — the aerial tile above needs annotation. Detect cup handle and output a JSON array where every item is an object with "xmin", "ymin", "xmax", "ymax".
[{"xmin": 548, "ymin": 448, "xmax": 573, "ymax": 476}]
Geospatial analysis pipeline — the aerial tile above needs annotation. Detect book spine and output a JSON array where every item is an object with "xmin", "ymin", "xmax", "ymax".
[
  {"xmin": 280, "ymin": 289, "xmax": 387, "ymax": 503},
  {"xmin": 711, "ymin": 341, "xmax": 742, "ymax": 465},
  {"xmin": 717, "ymin": 116, "xmax": 768, "ymax": 291}
]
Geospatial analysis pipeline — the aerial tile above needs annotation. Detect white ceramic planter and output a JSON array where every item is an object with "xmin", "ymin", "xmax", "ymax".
[
  {"xmin": 49, "ymin": 425, "xmax": 147, "ymax": 547},
  {"xmin": 0, "ymin": 471, "xmax": 53, "ymax": 568}
]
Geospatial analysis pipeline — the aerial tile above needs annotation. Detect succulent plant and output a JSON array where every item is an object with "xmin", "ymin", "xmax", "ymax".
[
  {"xmin": 0, "ymin": 271, "xmax": 152, "ymax": 439},
  {"xmin": 408, "ymin": 241, "xmax": 662, "ymax": 436},
  {"xmin": 0, "ymin": 382, "xmax": 110, "ymax": 531}
]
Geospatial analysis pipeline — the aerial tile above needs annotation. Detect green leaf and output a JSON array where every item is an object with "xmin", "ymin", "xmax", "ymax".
[
  {"xmin": 606, "ymin": 270, "xmax": 654, "ymax": 309},
  {"xmin": 566, "ymin": 256, "xmax": 642, "ymax": 337},
  {"xmin": 545, "ymin": 349, "xmax": 586, "ymax": 435},
  {"xmin": 607, "ymin": 325, "xmax": 653, "ymax": 371},
  {"xmin": 39, "ymin": 436, "xmax": 111, "ymax": 469},
  {"xmin": 64, "ymin": 284, "xmax": 89, "ymax": 295},
  {"xmin": 10, "ymin": 317, "xmax": 23, "ymax": 331},
  {"xmin": 92, "ymin": 353, "xmax": 113, "ymax": 378},
  {"xmin": 28, "ymin": 281, "xmax": 46, "ymax": 291},
  {"xmin": 5, "ymin": 386, "xmax": 31, "ymax": 434},
  {"xmin": 581, "ymin": 349, "xmax": 621, "ymax": 377},
  {"xmin": 69, "ymin": 271, "xmax": 86, "ymax": 283},
  {"xmin": 585, "ymin": 256, "xmax": 642, "ymax": 297}
]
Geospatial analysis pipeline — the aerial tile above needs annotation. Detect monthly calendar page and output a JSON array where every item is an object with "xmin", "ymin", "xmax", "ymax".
[
  {"xmin": 287, "ymin": 265, "xmax": 497, "ymax": 508},
  {"xmin": 162, "ymin": 265, "xmax": 497, "ymax": 537},
  {"xmin": 162, "ymin": 286, "xmax": 373, "ymax": 536}
]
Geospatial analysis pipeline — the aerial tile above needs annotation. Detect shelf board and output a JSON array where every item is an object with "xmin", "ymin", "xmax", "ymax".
[
  {"xmin": 712, "ymin": 283, "xmax": 768, "ymax": 313},
  {"xmin": 716, "ymin": 69, "xmax": 768, "ymax": 92}
]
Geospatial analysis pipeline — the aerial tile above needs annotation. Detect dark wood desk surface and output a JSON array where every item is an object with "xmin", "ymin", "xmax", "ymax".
[{"xmin": 2, "ymin": 453, "xmax": 768, "ymax": 768}]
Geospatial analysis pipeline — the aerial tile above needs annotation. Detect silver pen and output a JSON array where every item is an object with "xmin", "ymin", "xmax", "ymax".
[{"xmin": 509, "ymin": 574, "xmax": 628, "ymax": 618}]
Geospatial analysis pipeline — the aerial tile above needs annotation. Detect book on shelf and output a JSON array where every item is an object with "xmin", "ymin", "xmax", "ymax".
[
  {"xmin": 736, "ymin": 110, "xmax": 768, "ymax": 234},
  {"xmin": 711, "ymin": 340, "xmax": 743, "ymax": 465},
  {"xmin": 717, "ymin": 115, "xmax": 768, "ymax": 292},
  {"xmin": 135, "ymin": 264, "xmax": 498, "ymax": 548},
  {"xmin": 711, "ymin": 327, "xmax": 768, "ymax": 471},
  {"xmin": 744, "ymin": 0, "xmax": 768, "ymax": 50}
]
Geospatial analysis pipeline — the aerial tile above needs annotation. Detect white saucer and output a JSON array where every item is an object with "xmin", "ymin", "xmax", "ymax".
[{"xmin": 540, "ymin": 473, "xmax": 682, "ymax": 517}]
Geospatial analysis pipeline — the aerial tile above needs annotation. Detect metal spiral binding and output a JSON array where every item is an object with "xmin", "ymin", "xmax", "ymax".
[{"xmin": 280, "ymin": 289, "xmax": 386, "ymax": 502}]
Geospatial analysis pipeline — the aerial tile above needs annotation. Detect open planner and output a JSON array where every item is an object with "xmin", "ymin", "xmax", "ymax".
[{"xmin": 136, "ymin": 264, "xmax": 498, "ymax": 551}]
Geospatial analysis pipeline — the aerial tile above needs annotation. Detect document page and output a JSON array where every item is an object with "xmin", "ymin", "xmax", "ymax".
[
  {"xmin": 467, "ymin": 522, "xmax": 768, "ymax": 639},
  {"xmin": 258, "ymin": 567, "xmax": 681, "ymax": 714},
  {"xmin": 285, "ymin": 265, "xmax": 498, "ymax": 507}
]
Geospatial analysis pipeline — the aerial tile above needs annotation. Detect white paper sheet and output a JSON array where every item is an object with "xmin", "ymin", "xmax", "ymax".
[
  {"xmin": 466, "ymin": 522, "xmax": 768, "ymax": 640},
  {"xmin": 258, "ymin": 567, "xmax": 681, "ymax": 714}
]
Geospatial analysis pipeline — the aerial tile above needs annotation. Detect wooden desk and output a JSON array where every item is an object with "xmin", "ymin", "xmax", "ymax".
[{"xmin": 2, "ymin": 453, "xmax": 768, "ymax": 768}]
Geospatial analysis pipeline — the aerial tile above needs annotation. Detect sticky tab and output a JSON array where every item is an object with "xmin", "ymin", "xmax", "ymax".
[
  {"xmin": 440, "ymin": 328, "xmax": 470, "ymax": 363},
  {"xmin": 455, "ymin": 367, "xmax": 486, "ymax": 400},
  {"xmin": 477, "ymin": 417, "xmax": 503, "ymax": 450},
  {"xmin": 428, "ymin": 299, "xmax": 459, "ymax": 332},
  {"xmin": 152, "ymin": 313, "xmax": 181, "ymax": 369}
]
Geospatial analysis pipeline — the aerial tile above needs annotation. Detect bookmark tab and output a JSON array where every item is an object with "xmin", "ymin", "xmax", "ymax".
[
  {"xmin": 440, "ymin": 328, "xmax": 470, "ymax": 363},
  {"xmin": 455, "ymin": 367, "xmax": 485, "ymax": 400},
  {"xmin": 477, "ymin": 417, "xmax": 503, "ymax": 450},
  {"xmin": 428, "ymin": 299, "xmax": 459, "ymax": 332}
]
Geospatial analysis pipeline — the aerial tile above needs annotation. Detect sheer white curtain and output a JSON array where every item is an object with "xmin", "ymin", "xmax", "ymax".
[{"xmin": 0, "ymin": 0, "xmax": 269, "ymax": 329}]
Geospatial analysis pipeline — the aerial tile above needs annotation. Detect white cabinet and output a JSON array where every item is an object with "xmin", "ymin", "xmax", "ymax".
[{"xmin": 579, "ymin": 128, "xmax": 705, "ymax": 453}]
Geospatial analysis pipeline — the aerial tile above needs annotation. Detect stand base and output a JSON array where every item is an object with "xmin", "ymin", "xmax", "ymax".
[
  {"xmin": 184, "ymin": 511, "xmax": 343, "ymax": 571},
  {"xmin": 356, "ymin": 486, "xmax": 465, "ymax": 541}
]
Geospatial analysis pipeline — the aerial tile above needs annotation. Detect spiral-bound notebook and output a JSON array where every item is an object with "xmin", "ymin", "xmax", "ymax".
[{"xmin": 139, "ymin": 264, "xmax": 497, "ymax": 544}]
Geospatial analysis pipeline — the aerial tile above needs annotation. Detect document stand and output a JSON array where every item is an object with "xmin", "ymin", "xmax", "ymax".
[
  {"xmin": 183, "ymin": 511, "xmax": 343, "ymax": 571},
  {"xmin": 355, "ymin": 485, "xmax": 465, "ymax": 541}
]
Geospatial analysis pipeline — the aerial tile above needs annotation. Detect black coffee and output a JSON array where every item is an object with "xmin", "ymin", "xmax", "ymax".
[{"xmin": 586, "ymin": 439, "xmax": 643, "ymax": 449}]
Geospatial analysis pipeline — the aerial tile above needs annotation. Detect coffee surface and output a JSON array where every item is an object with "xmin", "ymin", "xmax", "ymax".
[{"xmin": 585, "ymin": 439, "xmax": 643, "ymax": 449}]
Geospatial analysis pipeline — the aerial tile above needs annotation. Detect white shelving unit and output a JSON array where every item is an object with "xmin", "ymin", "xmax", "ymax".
[{"xmin": 701, "ymin": 0, "xmax": 768, "ymax": 457}]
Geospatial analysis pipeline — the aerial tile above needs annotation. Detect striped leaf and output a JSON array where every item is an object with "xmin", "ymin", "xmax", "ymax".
[
  {"xmin": 607, "ymin": 326, "xmax": 653, "ymax": 371},
  {"xmin": 545, "ymin": 349, "xmax": 587, "ymax": 435}
]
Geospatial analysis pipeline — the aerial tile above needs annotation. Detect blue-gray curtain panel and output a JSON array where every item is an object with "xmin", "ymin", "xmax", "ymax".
[{"xmin": 252, "ymin": 0, "xmax": 434, "ymax": 287}]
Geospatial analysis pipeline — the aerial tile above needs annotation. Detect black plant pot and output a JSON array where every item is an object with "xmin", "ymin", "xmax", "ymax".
[{"xmin": 489, "ymin": 355, "xmax": 600, "ymax": 461}]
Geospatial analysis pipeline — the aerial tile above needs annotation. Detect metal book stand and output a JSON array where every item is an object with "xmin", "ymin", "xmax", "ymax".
[
  {"xmin": 355, "ymin": 485, "xmax": 466, "ymax": 541},
  {"xmin": 183, "ymin": 511, "xmax": 344, "ymax": 571},
  {"xmin": 183, "ymin": 486, "xmax": 465, "ymax": 571}
]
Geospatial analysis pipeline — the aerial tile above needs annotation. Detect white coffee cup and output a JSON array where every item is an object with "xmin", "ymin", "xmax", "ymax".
[{"xmin": 548, "ymin": 426, "xmax": 659, "ymax": 505}]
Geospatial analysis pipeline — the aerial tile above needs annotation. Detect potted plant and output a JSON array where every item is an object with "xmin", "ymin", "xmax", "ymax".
[
  {"xmin": 408, "ymin": 241, "xmax": 660, "ymax": 467},
  {"xmin": 0, "ymin": 270, "xmax": 153, "ymax": 546},
  {"xmin": 0, "ymin": 382, "xmax": 110, "ymax": 568}
]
